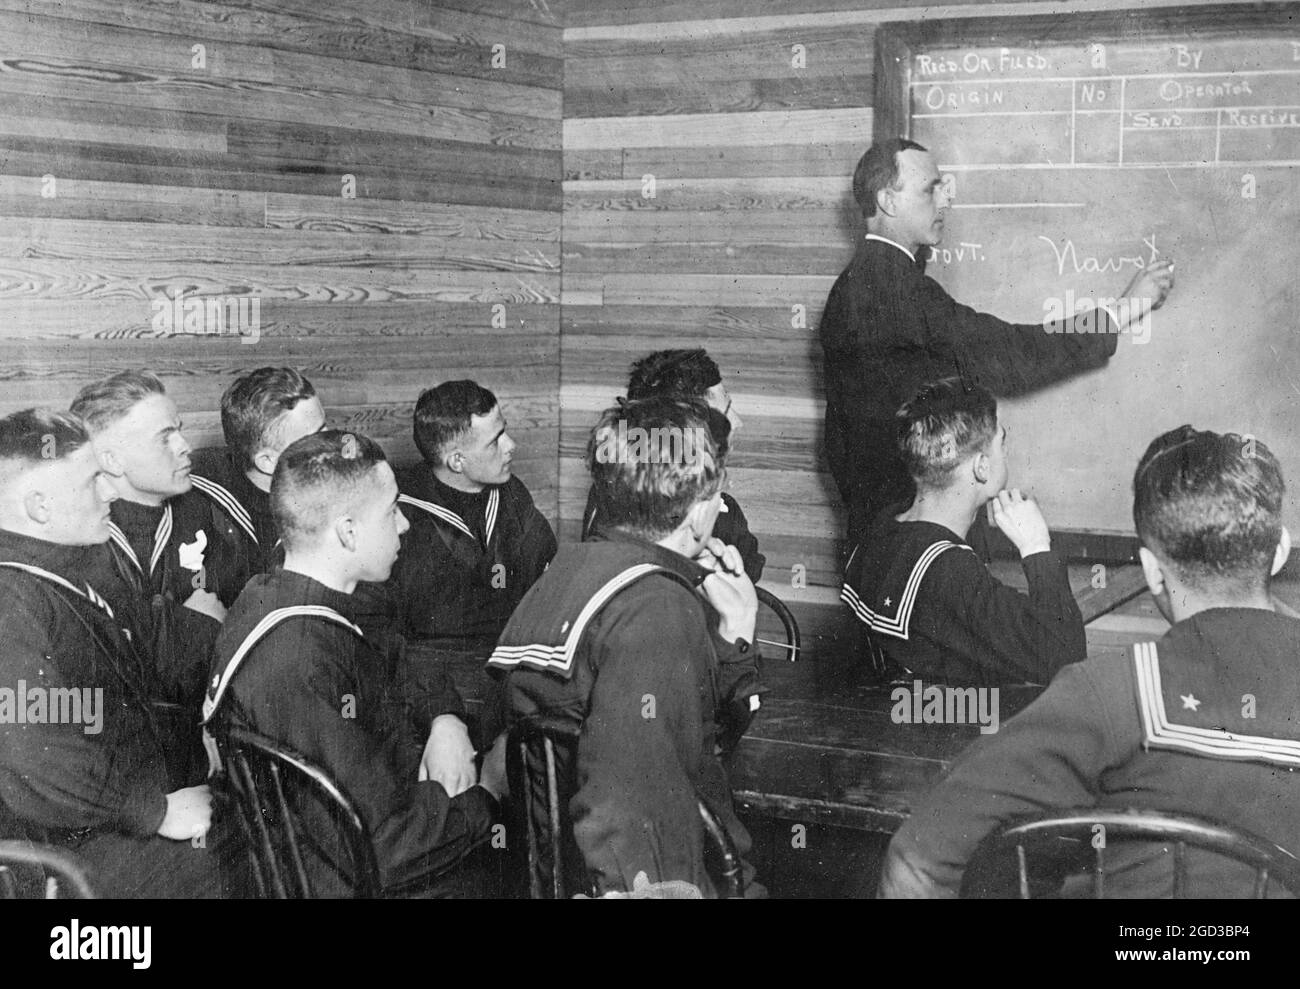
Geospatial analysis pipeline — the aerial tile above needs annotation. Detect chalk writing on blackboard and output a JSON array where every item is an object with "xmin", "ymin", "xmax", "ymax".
[{"xmin": 911, "ymin": 39, "xmax": 1300, "ymax": 168}]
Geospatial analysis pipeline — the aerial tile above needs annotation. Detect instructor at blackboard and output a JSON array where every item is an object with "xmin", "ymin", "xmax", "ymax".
[{"xmin": 820, "ymin": 137, "xmax": 1175, "ymax": 545}]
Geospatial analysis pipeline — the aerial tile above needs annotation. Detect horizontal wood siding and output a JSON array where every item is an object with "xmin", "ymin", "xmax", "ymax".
[{"xmin": 1, "ymin": 0, "xmax": 563, "ymax": 520}]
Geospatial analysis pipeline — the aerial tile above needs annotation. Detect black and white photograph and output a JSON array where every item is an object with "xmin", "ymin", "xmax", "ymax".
[{"xmin": 0, "ymin": 0, "xmax": 1294, "ymax": 966}]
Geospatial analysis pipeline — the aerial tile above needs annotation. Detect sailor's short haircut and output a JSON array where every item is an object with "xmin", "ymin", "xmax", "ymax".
[
  {"xmin": 1133, "ymin": 425, "xmax": 1285, "ymax": 591},
  {"xmin": 896, "ymin": 378, "xmax": 999, "ymax": 489},
  {"xmin": 0, "ymin": 409, "xmax": 91, "ymax": 479},
  {"xmin": 271, "ymin": 429, "xmax": 387, "ymax": 551},
  {"xmin": 221, "ymin": 367, "xmax": 317, "ymax": 473},
  {"xmin": 586, "ymin": 396, "xmax": 726, "ymax": 540},
  {"xmin": 70, "ymin": 370, "xmax": 166, "ymax": 434},
  {"xmin": 626, "ymin": 349, "xmax": 722, "ymax": 401},
  {"xmin": 412, "ymin": 379, "xmax": 498, "ymax": 464}
]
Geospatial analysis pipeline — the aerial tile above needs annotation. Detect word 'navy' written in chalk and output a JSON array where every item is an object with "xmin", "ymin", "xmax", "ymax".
[{"xmin": 1038, "ymin": 234, "xmax": 1158, "ymax": 277}]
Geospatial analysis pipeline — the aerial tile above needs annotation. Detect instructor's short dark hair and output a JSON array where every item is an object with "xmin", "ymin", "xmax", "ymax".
[
  {"xmin": 1133, "ymin": 426, "xmax": 1285, "ymax": 591},
  {"xmin": 853, "ymin": 137, "xmax": 928, "ymax": 218},
  {"xmin": 896, "ymin": 378, "xmax": 998, "ymax": 489}
]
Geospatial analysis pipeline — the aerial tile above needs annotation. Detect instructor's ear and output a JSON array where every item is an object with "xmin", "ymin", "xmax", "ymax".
[
  {"xmin": 972, "ymin": 452, "xmax": 991, "ymax": 486},
  {"xmin": 875, "ymin": 187, "xmax": 895, "ymax": 218},
  {"xmin": 1271, "ymin": 527, "xmax": 1292, "ymax": 577}
]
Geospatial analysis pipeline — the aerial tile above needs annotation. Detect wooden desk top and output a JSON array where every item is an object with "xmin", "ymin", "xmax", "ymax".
[{"xmin": 729, "ymin": 659, "xmax": 1043, "ymax": 833}]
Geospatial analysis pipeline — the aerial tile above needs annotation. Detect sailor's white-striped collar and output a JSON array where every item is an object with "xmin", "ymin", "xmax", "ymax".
[
  {"xmin": 190, "ymin": 473, "xmax": 259, "ymax": 546},
  {"xmin": 0, "ymin": 561, "xmax": 116, "ymax": 620},
  {"xmin": 107, "ymin": 504, "xmax": 173, "ymax": 576},
  {"xmin": 841, "ymin": 540, "xmax": 967, "ymax": 640},
  {"xmin": 487, "ymin": 563, "xmax": 671, "ymax": 677},
  {"xmin": 202, "ymin": 605, "xmax": 362, "ymax": 724},
  {"xmin": 1134, "ymin": 640, "xmax": 1300, "ymax": 768},
  {"xmin": 400, "ymin": 487, "xmax": 499, "ymax": 546}
]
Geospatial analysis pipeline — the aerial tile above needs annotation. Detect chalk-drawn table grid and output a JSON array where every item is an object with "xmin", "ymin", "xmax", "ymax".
[{"xmin": 911, "ymin": 50, "xmax": 1300, "ymax": 169}]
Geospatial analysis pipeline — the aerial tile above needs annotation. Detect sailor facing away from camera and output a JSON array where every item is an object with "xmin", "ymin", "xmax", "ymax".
[
  {"xmin": 881, "ymin": 426, "xmax": 1300, "ymax": 898},
  {"xmin": 486, "ymin": 397, "xmax": 766, "ymax": 897},
  {"xmin": 842, "ymin": 378, "xmax": 1087, "ymax": 686}
]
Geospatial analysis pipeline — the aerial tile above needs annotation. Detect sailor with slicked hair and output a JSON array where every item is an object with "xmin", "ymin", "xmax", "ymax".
[
  {"xmin": 189, "ymin": 365, "xmax": 327, "ymax": 601},
  {"xmin": 71, "ymin": 370, "xmax": 235, "ymax": 786}
]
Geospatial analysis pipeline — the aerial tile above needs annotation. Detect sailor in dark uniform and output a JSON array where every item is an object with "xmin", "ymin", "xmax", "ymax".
[
  {"xmin": 881, "ymin": 426, "xmax": 1300, "ymax": 898},
  {"xmin": 205, "ymin": 431, "xmax": 503, "ymax": 896},
  {"xmin": 487, "ymin": 397, "xmax": 765, "ymax": 897},
  {"xmin": 842, "ymin": 378, "xmax": 1086, "ymax": 685},
  {"xmin": 0, "ymin": 408, "xmax": 234, "ymax": 897}
]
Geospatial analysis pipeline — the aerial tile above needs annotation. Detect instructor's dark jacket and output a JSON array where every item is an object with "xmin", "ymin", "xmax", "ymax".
[{"xmin": 820, "ymin": 236, "xmax": 1119, "ymax": 535}]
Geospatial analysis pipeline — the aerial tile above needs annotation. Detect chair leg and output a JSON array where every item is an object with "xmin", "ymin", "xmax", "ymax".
[
  {"xmin": 269, "ymin": 762, "xmax": 312, "ymax": 898},
  {"xmin": 1254, "ymin": 867, "xmax": 1270, "ymax": 899},
  {"xmin": 233, "ymin": 753, "xmax": 288, "ymax": 899},
  {"xmin": 521, "ymin": 738, "xmax": 544, "ymax": 900},
  {"xmin": 1172, "ymin": 841, "xmax": 1187, "ymax": 898},
  {"xmin": 1092, "ymin": 843, "xmax": 1106, "ymax": 899},
  {"xmin": 544, "ymin": 738, "xmax": 563, "ymax": 899}
]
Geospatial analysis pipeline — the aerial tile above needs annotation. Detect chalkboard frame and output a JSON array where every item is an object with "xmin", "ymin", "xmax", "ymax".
[{"xmin": 869, "ymin": 1, "xmax": 1300, "ymax": 564}]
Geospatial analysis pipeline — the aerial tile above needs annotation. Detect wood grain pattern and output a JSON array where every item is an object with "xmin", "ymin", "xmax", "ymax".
[{"xmin": 4, "ymin": 0, "xmax": 563, "ymax": 526}]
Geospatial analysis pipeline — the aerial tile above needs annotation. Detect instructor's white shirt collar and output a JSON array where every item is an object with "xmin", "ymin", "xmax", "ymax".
[{"xmin": 865, "ymin": 233, "xmax": 915, "ymax": 261}]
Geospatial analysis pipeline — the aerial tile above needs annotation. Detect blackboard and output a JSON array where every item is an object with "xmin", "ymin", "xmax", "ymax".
[{"xmin": 874, "ymin": 4, "xmax": 1300, "ymax": 542}]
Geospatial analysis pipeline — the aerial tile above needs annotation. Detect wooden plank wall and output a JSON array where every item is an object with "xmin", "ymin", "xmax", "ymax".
[
  {"xmin": 0, "ymin": 0, "xmax": 564, "ymax": 521},
  {"xmin": 559, "ymin": 0, "xmax": 1263, "ymax": 652}
]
